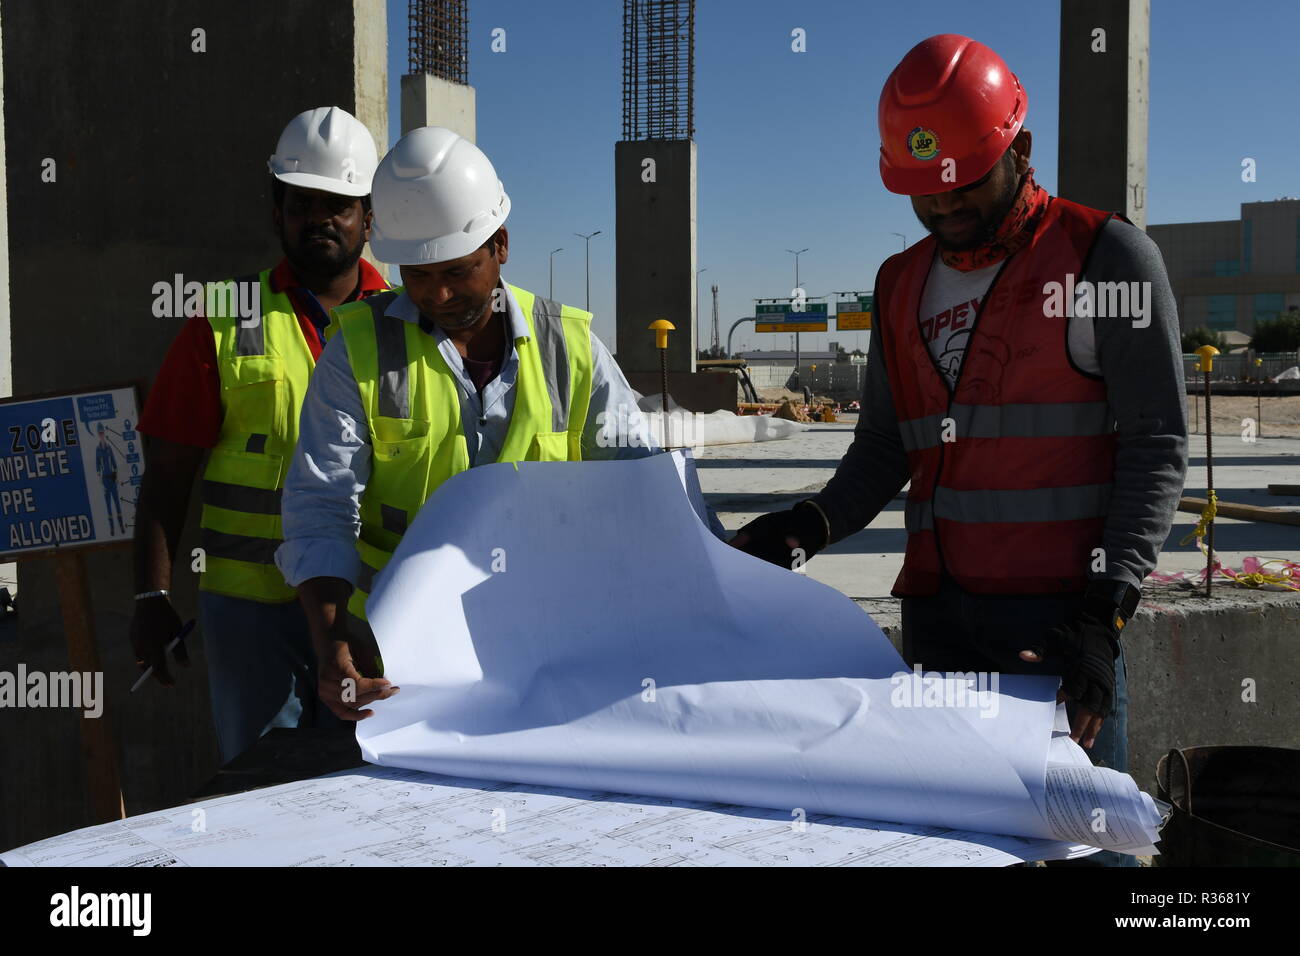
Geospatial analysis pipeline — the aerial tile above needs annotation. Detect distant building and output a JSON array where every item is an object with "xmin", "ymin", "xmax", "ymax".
[{"xmin": 1148, "ymin": 199, "xmax": 1300, "ymax": 335}]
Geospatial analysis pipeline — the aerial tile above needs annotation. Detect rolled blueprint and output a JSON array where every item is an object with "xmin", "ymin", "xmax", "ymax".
[{"xmin": 358, "ymin": 452, "xmax": 1162, "ymax": 853}]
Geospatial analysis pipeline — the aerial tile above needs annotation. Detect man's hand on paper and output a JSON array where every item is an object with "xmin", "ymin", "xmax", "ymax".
[
  {"xmin": 1018, "ymin": 600, "xmax": 1120, "ymax": 750},
  {"xmin": 297, "ymin": 576, "xmax": 400, "ymax": 721},
  {"xmin": 317, "ymin": 634, "xmax": 399, "ymax": 721},
  {"xmin": 729, "ymin": 501, "xmax": 830, "ymax": 569}
]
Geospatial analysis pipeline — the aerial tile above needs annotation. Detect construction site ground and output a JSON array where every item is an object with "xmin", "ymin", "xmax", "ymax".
[
  {"xmin": 1185, "ymin": 393, "xmax": 1300, "ymax": 438},
  {"xmin": 700, "ymin": 410, "xmax": 1300, "ymax": 605}
]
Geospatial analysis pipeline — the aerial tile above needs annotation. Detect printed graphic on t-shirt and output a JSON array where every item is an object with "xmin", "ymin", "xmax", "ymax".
[{"xmin": 920, "ymin": 296, "xmax": 980, "ymax": 389}]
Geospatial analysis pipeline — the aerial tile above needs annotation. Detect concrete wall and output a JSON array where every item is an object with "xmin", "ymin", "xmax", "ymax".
[
  {"xmin": 0, "ymin": 6, "xmax": 8, "ymax": 402},
  {"xmin": 401, "ymin": 74, "xmax": 476, "ymax": 140},
  {"xmin": 747, "ymin": 365, "xmax": 795, "ymax": 389},
  {"xmin": 624, "ymin": 370, "xmax": 736, "ymax": 414},
  {"xmin": 0, "ymin": 10, "xmax": 12, "ymax": 602},
  {"xmin": 0, "ymin": 0, "xmax": 386, "ymax": 852},
  {"xmin": 1121, "ymin": 588, "xmax": 1300, "ymax": 792},
  {"xmin": 1058, "ymin": 0, "xmax": 1150, "ymax": 228},
  {"xmin": 745, "ymin": 363, "xmax": 867, "ymax": 399},
  {"xmin": 615, "ymin": 140, "xmax": 697, "ymax": 374}
]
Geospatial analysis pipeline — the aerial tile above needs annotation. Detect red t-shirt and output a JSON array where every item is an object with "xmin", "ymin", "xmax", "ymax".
[{"xmin": 138, "ymin": 259, "xmax": 389, "ymax": 448}]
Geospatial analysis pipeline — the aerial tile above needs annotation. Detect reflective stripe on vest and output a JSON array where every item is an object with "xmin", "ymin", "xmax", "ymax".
[
  {"xmin": 198, "ymin": 269, "xmax": 315, "ymax": 602},
  {"xmin": 335, "ymin": 283, "xmax": 594, "ymax": 620},
  {"xmin": 904, "ymin": 483, "xmax": 1113, "ymax": 531},
  {"xmin": 880, "ymin": 197, "xmax": 1119, "ymax": 595},
  {"xmin": 897, "ymin": 401, "xmax": 1114, "ymax": 452}
]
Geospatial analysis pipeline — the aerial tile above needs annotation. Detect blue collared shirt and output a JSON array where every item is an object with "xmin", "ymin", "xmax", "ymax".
[{"xmin": 275, "ymin": 278, "xmax": 716, "ymax": 588}]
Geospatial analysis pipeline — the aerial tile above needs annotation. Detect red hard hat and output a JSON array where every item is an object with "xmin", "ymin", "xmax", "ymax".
[{"xmin": 878, "ymin": 34, "xmax": 1027, "ymax": 196}]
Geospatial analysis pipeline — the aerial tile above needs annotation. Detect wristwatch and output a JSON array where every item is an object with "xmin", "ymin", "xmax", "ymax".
[{"xmin": 1084, "ymin": 579, "xmax": 1142, "ymax": 634}]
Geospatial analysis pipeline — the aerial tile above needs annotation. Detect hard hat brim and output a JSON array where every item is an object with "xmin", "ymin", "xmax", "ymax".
[
  {"xmin": 878, "ymin": 127, "xmax": 1020, "ymax": 196},
  {"xmin": 271, "ymin": 169, "xmax": 371, "ymax": 199},
  {"xmin": 370, "ymin": 193, "xmax": 511, "ymax": 266}
]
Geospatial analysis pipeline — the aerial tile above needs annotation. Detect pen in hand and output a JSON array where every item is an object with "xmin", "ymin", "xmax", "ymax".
[{"xmin": 130, "ymin": 619, "xmax": 196, "ymax": 693}]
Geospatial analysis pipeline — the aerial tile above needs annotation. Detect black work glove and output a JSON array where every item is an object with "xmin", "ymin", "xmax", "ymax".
[
  {"xmin": 729, "ymin": 501, "xmax": 830, "ymax": 570},
  {"xmin": 1025, "ymin": 594, "xmax": 1122, "ymax": 719}
]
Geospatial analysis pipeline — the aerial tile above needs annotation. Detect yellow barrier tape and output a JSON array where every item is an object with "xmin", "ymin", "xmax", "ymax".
[
  {"xmin": 1154, "ymin": 490, "xmax": 1300, "ymax": 590},
  {"xmin": 1177, "ymin": 490, "xmax": 1216, "ymax": 547}
]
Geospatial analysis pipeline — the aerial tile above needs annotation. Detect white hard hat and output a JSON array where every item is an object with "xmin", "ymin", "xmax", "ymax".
[
  {"xmin": 369, "ymin": 127, "xmax": 511, "ymax": 265},
  {"xmin": 268, "ymin": 106, "xmax": 378, "ymax": 198}
]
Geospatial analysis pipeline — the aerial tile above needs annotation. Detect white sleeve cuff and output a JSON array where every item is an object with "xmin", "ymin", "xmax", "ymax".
[{"xmin": 275, "ymin": 537, "xmax": 362, "ymax": 589}]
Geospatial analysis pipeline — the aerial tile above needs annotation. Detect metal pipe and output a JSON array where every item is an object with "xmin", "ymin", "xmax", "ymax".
[{"xmin": 726, "ymin": 317, "xmax": 754, "ymax": 357}]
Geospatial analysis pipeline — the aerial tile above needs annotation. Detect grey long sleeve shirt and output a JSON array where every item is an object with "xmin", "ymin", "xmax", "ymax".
[{"xmin": 810, "ymin": 217, "xmax": 1189, "ymax": 591}]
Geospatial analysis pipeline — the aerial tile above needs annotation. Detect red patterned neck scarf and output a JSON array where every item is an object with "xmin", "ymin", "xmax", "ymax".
[{"xmin": 939, "ymin": 169, "xmax": 1049, "ymax": 272}]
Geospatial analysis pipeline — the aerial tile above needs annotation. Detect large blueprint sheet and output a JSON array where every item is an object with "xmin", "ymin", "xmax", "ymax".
[
  {"xmin": 357, "ymin": 452, "xmax": 1162, "ymax": 853},
  {"xmin": 1, "ymin": 765, "xmax": 1094, "ymax": 867}
]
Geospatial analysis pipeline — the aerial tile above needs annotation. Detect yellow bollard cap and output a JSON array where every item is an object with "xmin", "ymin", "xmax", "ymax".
[
  {"xmin": 649, "ymin": 319, "xmax": 676, "ymax": 350},
  {"xmin": 1194, "ymin": 344, "xmax": 1220, "ymax": 372}
]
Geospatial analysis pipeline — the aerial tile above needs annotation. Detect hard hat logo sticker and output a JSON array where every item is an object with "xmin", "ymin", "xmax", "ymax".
[{"xmin": 907, "ymin": 127, "xmax": 940, "ymax": 161}]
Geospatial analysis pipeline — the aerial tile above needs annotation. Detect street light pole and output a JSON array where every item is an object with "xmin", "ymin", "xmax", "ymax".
[
  {"xmin": 786, "ymin": 248, "xmax": 809, "ymax": 390},
  {"xmin": 891, "ymin": 232, "xmax": 907, "ymax": 250},
  {"xmin": 575, "ymin": 230, "xmax": 602, "ymax": 310},
  {"xmin": 696, "ymin": 267, "xmax": 708, "ymax": 356},
  {"xmin": 549, "ymin": 247, "xmax": 563, "ymax": 300},
  {"xmin": 786, "ymin": 247, "xmax": 808, "ymax": 291}
]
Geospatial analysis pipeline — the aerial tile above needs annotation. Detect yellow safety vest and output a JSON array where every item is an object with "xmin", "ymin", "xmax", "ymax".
[
  {"xmin": 198, "ymin": 269, "xmax": 315, "ymax": 602},
  {"xmin": 332, "ymin": 283, "xmax": 594, "ymax": 620}
]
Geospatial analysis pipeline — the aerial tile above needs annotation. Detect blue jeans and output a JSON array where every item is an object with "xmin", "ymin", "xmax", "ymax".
[
  {"xmin": 198, "ymin": 591, "xmax": 345, "ymax": 764},
  {"xmin": 901, "ymin": 571, "xmax": 1136, "ymax": 867}
]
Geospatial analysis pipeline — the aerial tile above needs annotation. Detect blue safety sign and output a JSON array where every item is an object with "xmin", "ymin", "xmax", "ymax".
[{"xmin": 0, "ymin": 386, "xmax": 141, "ymax": 557}]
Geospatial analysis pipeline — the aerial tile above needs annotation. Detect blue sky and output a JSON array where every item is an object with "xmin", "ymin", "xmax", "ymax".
[{"xmin": 383, "ymin": 0, "xmax": 1300, "ymax": 353}]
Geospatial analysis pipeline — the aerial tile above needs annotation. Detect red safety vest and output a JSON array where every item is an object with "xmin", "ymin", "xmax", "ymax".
[{"xmin": 878, "ymin": 196, "xmax": 1119, "ymax": 595}]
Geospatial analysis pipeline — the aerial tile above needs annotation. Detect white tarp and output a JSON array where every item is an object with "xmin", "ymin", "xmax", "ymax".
[{"xmin": 632, "ymin": 392, "xmax": 807, "ymax": 446}]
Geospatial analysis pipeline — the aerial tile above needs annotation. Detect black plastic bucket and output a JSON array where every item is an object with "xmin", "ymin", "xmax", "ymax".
[{"xmin": 1155, "ymin": 746, "xmax": 1300, "ymax": 866}]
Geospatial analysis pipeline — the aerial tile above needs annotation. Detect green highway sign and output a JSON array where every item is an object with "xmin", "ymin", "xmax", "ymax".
[{"xmin": 755, "ymin": 301, "xmax": 828, "ymax": 333}]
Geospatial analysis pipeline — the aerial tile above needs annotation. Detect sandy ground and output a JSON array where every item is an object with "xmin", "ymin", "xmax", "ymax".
[
  {"xmin": 1186, "ymin": 394, "xmax": 1300, "ymax": 438},
  {"xmin": 756, "ymin": 386, "xmax": 836, "ymax": 404},
  {"xmin": 758, "ymin": 390, "xmax": 1300, "ymax": 438}
]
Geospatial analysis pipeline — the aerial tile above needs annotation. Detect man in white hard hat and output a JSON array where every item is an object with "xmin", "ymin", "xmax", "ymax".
[
  {"xmin": 276, "ymin": 126, "xmax": 673, "ymax": 721},
  {"xmin": 131, "ymin": 107, "xmax": 390, "ymax": 763}
]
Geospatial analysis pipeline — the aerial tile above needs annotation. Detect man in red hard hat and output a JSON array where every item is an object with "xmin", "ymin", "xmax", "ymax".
[{"xmin": 734, "ymin": 35, "xmax": 1188, "ymax": 864}]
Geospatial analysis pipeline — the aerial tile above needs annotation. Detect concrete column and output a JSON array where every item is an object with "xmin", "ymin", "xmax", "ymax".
[
  {"xmin": 0, "ymin": 8, "xmax": 13, "ymax": 602},
  {"xmin": 0, "ymin": 6, "xmax": 8, "ymax": 402},
  {"xmin": 614, "ymin": 139, "xmax": 697, "ymax": 374},
  {"xmin": 0, "ymin": 0, "xmax": 386, "ymax": 851},
  {"xmin": 401, "ymin": 74, "xmax": 476, "ymax": 140},
  {"xmin": 355, "ymin": 0, "xmax": 388, "ymax": 277},
  {"xmin": 354, "ymin": 0, "xmax": 388, "ymax": 150},
  {"xmin": 1058, "ymin": 0, "xmax": 1149, "ymax": 229}
]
